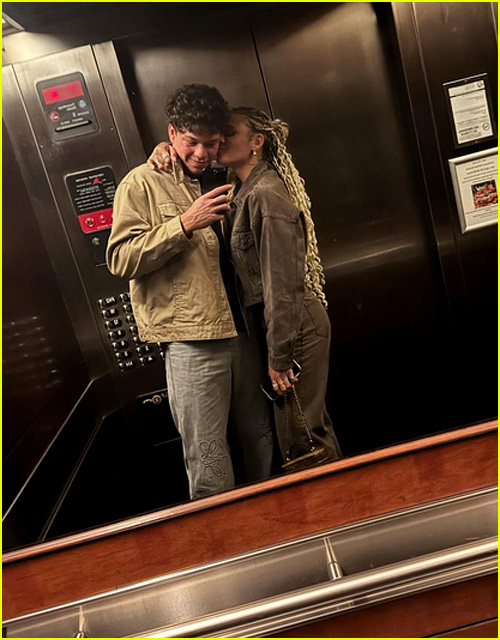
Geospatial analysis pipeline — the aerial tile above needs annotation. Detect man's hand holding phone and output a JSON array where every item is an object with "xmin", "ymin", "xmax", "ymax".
[{"xmin": 180, "ymin": 184, "xmax": 232, "ymax": 236}]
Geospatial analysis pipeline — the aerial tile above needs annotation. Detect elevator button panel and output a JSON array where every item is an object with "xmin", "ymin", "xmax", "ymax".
[
  {"xmin": 98, "ymin": 293, "xmax": 164, "ymax": 371},
  {"xmin": 37, "ymin": 72, "xmax": 98, "ymax": 141}
]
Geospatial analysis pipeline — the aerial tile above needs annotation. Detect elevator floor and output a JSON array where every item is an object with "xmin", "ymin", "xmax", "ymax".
[{"xmin": 44, "ymin": 412, "xmax": 190, "ymax": 541}]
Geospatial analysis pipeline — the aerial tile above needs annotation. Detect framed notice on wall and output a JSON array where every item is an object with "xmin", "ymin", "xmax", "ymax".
[
  {"xmin": 444, "ymin": 74, "xmax": 496, "ymax": 148},
  {"xmin": 448, "ymin": 148, "xmax": 498, "ymax": 233}
]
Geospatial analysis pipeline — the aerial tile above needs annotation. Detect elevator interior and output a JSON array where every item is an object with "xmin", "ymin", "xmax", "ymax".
[{"xmin": 2, "ymin": 2, "xmax": 498, "ymax": 555}]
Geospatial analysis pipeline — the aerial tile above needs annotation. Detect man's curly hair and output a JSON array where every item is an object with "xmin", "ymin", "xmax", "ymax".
[{"xmin": 165, "ymin": 84, "xmax": 229, "ymax": 134}]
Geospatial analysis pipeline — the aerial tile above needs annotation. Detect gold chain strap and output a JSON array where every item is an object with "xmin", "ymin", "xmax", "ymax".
[{"xmin": 284, "ymin": 386, "xmax": 315, "ymax": 461}]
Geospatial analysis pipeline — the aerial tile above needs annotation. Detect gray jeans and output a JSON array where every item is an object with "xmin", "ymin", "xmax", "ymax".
[{"xmin": 165, "ymin": 334, "xmax": 274, "ymax": 499}]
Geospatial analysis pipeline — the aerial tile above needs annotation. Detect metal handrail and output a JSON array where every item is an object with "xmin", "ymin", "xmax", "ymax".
[
  {"xmin": 4, "ymin": 488, "xmax": 497, "ymax": 638},
  {"xmin": 130, "ymin": 538, "xmax": 497, "ymax": 638}
]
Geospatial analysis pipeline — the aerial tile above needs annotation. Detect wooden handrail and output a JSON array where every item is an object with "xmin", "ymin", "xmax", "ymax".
[{"xmin": 3, "ymin": 419, "xmax": 497, "ymax": 565}]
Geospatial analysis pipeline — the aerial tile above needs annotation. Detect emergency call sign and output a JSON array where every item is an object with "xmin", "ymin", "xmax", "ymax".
[
  {"xmin": 37, "ymin": 72, "xmax": 98, "ymax": 140},
  {"xmin": 66, "ymin": 166, "xmax": 117, "ymax": 230},
  {"xmin": 66, "ymin": 166, "xmax": 117, "ymax": 266}
]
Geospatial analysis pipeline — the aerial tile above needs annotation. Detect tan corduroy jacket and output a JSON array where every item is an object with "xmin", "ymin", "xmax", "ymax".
[{"xmin": 106, "ymin": 163, "xmax": 237, "ymax": 342}]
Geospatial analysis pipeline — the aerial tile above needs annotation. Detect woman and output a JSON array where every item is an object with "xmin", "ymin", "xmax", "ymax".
[{"xmin": 150, "ymin": 107, "xmax": 342, "ymax": 469}]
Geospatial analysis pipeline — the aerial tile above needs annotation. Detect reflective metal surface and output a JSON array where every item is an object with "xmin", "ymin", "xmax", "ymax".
[
  {"xmin": 392, "ymin": 1, "xmax": 498, "ymax": 429},
  {"xmin": 251, "ymin": 2, "xmax": 462, "ymax": 453},
  {"xmin": 112, "ymin": 9, "xmax": 270, "ymax": 155},
  {"xmin": 111, "ymin": 1, "xmax": 499, "ymax": 459},
  {"xmin": 2, "ymin": 121, "xmax": 86, "ymax": 465},
  {"xmin": 2, "ymin": 42, "xmax": 187, "ymax": 551},
  {"xmin": 4, "ymin": 487, "xmax": 497, "ymax": 638},
  {"xmin": 138, "ymin": 542, "xmax": 497, "ymax": 638}
]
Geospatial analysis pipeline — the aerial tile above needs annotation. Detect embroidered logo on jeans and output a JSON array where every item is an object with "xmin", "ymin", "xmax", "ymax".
[{"xmin": 199, "ymin": 439, "xmax": 229, "ymax": 478}]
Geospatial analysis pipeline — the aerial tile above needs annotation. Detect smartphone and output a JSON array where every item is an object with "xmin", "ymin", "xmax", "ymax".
[
  {"xmin": 201, "ymin": 166, "xmax": 229, "ymax": 194},
  {"xmin": 260, "ymin": 360, "xmax": 302, "ymax": 402}
]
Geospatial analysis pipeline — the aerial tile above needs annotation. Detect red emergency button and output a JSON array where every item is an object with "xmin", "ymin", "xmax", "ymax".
[{"xmin": 78, "ymin": 208, "xmax": 113, "ymax": 234}]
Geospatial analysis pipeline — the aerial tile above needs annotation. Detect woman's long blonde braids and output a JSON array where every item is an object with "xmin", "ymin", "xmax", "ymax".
[{"xmin": 232, "ymin": 107, "xmax": 328, "ymax": 307}]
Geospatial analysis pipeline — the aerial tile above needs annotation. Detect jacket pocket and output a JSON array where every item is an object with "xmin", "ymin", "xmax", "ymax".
[
  {"xmin": 232, "ymin": 231, "xmax": 260, "ymax": 275},
  {"xmin": 158, "ymin": 201, "xmax": 186, "ymax": 218},
  {"xmin": 231, "ymin": 231, "xmax": 262, "ymax": 302}
]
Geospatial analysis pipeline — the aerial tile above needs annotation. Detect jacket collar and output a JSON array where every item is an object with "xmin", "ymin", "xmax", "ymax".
[
  {"xmin": 171, "ymin": 159, "xmax": 202, "ymax": 185},
  {"xmin": 232, "ymin": 161, "xmax": 270, "ymax": 206}
]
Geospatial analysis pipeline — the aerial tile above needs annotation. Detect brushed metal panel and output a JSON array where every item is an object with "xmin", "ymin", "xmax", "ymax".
[
  {"xmin": 7, "ymin": 44, "xmax": 167, "ymax": 398},
  {"xmin": 409, "ymin": 2, "xmax": 498, "ymax": 424},
  {"xmin": 113, "ymin": 14, "xmax": 270, "ymax": 156},
  {"xmin": 1, "ymin": 64, "xmax": 107, "ymax": 377},
  {"xmin": 2, "ymin": 45, "xmax": 176, "ymax": 553},
  {"xmin": 2, "ymin": 122, "xmax": 85, "ymax": 458},
  {"xmin": 251, "ymin": 3, "xmax": 454, "ymax": 453},
  {"xmin": 2, "ymin": 0, "xmax": 497, "ymax": 558},
  {"xmin": 92, "ymin": 41, "xmax": 146, "ymax": 168}
]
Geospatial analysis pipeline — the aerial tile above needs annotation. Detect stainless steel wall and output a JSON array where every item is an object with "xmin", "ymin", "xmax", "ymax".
[
  {"xmin": 2, "ymin": 122, "xmax": 89, "ymax": 506},
  {"xmin": 114, "ymin": 2, "xmax": 497, "ymax": 453},
  {"xmin": 251, "ymin": 3, "xmax": 451, "ymax": 452},
  {"xmin": 393, "ymin": 2, "xmax": 498, "ymax": 429}
]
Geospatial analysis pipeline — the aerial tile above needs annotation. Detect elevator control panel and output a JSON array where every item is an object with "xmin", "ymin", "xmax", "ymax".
[
  {"xmin": 5, "ymin": 42, "xmax": 172, "ymax": 447},
  {"xmin": 98, "ymin": 293, "xmax": 164, "ymax": 371},
  {"xmin": 66, "ymin": 166, "xmax": 117, "ymax": 266},
  {"xmin": 37, "ymin": 72, "xmax": 98, "ymax": 140}
]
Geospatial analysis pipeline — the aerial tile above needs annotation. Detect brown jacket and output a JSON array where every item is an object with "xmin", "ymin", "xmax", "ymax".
[
  {"xmin": 106, "ymin": 163, "xmax": 237, "ymax": 342},
  {"xmin": 227, "ymin": 162, "xmax": 307, "ymax": 370}
]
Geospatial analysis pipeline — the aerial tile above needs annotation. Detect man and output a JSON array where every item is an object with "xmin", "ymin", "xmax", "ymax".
[{"xmin": 107, "ymin": 84, "xmax": 274, "ymax": 499}]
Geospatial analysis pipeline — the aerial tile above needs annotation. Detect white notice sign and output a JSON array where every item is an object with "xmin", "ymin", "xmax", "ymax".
[{"xmin": 446, "ymin": 76, "xmax": 494, "ymax": 145}]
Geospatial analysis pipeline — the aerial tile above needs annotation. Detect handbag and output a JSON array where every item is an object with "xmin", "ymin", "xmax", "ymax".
[{"xmin": 281, "ymin": 386, "xmax": 330, "ymax": 472}]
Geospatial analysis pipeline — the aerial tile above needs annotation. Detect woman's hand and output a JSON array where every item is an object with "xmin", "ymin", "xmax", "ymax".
[
  {"xmin": 147, "ymin": 141, "xmax": 178, "ymax": 171},
  {"xmin": 268, "ymin": 367, "xmax": 297, "ymax": 396}
]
